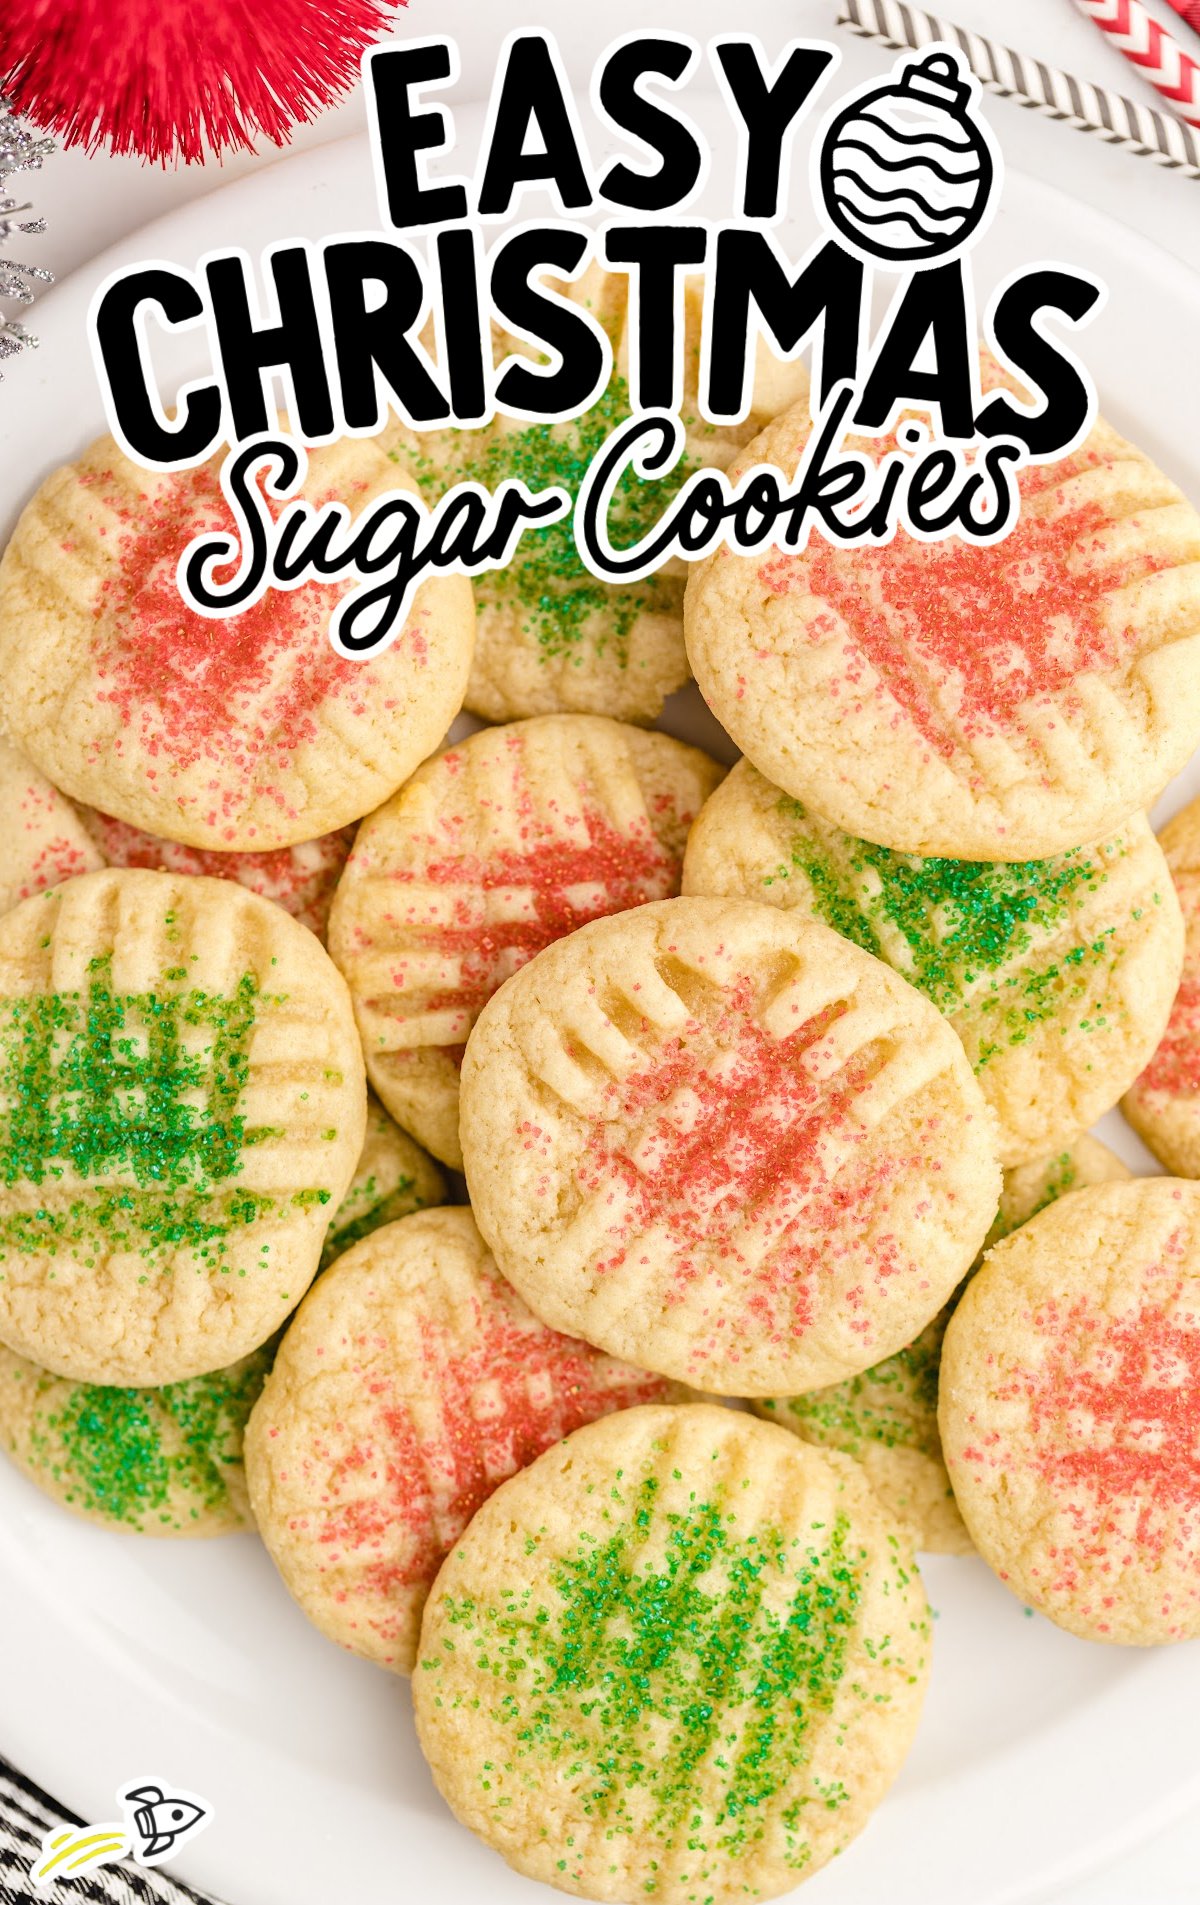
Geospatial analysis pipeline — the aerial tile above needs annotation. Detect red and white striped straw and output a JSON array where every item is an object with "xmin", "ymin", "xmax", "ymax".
[
  {"xmin": 835, "ymin": 0, "xmax": 1200, "ymax": 178},
  {"xmin": 1074, "ymin": 0, "xmax": 1200, "ymax": 126},
  {"xmin": 1163, "ymin": 0, "xmax": 1200, "ymax": 35}
]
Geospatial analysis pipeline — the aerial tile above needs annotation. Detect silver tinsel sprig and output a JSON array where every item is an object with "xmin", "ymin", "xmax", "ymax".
[{"xmin": 0, "ymin": 98, "xmax": 55, "ymax": 368}]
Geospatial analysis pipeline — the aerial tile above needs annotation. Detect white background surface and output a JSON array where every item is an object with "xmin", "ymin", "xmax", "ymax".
[{"xmin": 5, "ymin": 3, "xmax": 1200, "ymax": 1901}]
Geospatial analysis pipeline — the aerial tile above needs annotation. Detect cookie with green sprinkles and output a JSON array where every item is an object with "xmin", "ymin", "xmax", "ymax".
[
  {"xmin": 754, "ymin": 1135, "xmax": 1131, "ymax": 1555},
  {"xmin": 0, "ymin": 867, "xmax": 366, "ymax": 1386},
  {"xmin": 413, "ymin": 1402, "xmax": 931, "ymax": 1905},
  {"xmin": 683, "ymin": 759, "xmax": 1183, "ymax": 1166},
  {"xmin": 0, "ymin": 1338, "xmax": 272, "ymax": 1535},
  {"xmin": 319, "ymin": 1093, "xmax": 445, "ymax": 1271},
  {"xmin": 396, "ymin": 268, "xmax": 807, "ymax": 725}
]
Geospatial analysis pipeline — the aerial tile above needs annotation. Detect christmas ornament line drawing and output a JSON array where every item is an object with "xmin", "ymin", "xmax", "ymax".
[
  {"xmin": 0, "ymin": 94, "xmax": 53, "ymax": 374},
  {"xmin": 817, "ymin": 47, "xmax": 1000, "ymax": 266}
]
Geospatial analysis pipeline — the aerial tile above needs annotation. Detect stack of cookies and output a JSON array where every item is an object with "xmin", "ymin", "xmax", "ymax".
[{"xmin": 2, "ymin": 301, "xmax": 1200, "ymax": 1905}]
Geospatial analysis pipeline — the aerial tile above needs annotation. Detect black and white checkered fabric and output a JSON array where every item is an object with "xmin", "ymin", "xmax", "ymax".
[{"xmin": 0, "ymin": 1760, "xmax": 224, "ymax": 1905}]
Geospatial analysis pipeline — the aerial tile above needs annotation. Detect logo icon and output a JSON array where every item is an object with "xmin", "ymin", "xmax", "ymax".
[
  {"xmin": 30, "ymin": 1778, "xmax": 212, "ymax": 1888},
  {"xmin": 123, "ymin": 1782, "xmax": 209, "ymax": 1863},
  {"xmin": 817, "ymin": 46, "xmax": 999, "ymax": 266}
]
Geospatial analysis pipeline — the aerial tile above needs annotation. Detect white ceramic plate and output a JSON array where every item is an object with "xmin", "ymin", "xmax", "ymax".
[{"xmin": 1, "ymin": 82, "xmax": 1199, "ymax": 1905}]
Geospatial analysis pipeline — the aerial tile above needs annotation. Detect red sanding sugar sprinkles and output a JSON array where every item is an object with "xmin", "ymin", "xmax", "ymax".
[
  {"xmin": 941, "ymin": 1180, "xmax": 1200, "ymax": 1644},
  {"xmin": 460, "ymin": 899, "xmax": 1001, "ymax": 1398},
  {"xmin": 309, "ymin": 1288, "xmax": 672, "ymax": 1657},
  {"xmin": 574, "ymin": 979, "xmax": 929, "ymax": 1356},
  {"xmin": 761, "ymin": 452, "xmax": 1157, "ymax": 763},
  {"xmin": 85, "ymin": 458, "xmax": 391, "ymax": 832},
  {"xmin": 0, "ymin": 429, "xmax": 474, "ymax": 854}
]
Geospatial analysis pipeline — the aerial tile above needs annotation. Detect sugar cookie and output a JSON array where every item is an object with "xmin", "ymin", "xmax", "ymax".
[
  {"xmin": 405, "ymin": 269, "xmax": 807, "ymax": 724},
  {"xmin": 683, "ymin": 759, "xmax": 1182, "ymax": 1165},
  {"xmin": 414, "ymin": 1402, "xmax": 931, "ymax": 1905},
  {"xmin": 318, "ymin": 1092, "xmax": 445, "ymax": 1269},
  {"xmin": 460, "ymin": 895, "xmax": 1001, "ymax": 1394},
  {"xmin": 0, "ymin": 1340, "xmax": 270, "ymax": 1535},
  {"xmin": 0, "ymin": 735, "xmax": 103, "ymax": 915},
  {"xmin": 940, "ymin": 1177, "xmax": 1200, "ymax": 1642},
  {"xmin": 684, "ymin": 397, "xmax": 1200, "ymax": 859},
  {"xmin": 1124, "ymin": 794, "xmax": 1200, "ymax": 1174},
  {"xmin": 328, "ymin": 715, "xmax": 723, "ymax": 1166},
  {"xmin": 0, "ymin": 433, "xmax": 474, "ymax": 849},
  {"xmin": 755, "ymin": 1135, "xmax": 1130, "ymax": 1555},
  {"xmin": 0, "ymin": 868, "xmax": 366, "ymax": 1385},
  {"xmin": 77, "ymin": 807, "xmax": 357, "ymax": 941},
  {"xmin": 244, "ymin": 1207, "xmax": 680, "ymax": 1672}
]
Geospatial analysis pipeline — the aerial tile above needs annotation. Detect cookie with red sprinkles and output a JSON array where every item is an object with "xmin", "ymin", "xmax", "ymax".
[
  {"xmin": 243, "ymin": 1206, "xmax": 681, "ymax": 1673},
  {"xmin": 755, "ymin": 1135, "xmax": 1131, "ymax": 1557},
  {"xmin": 684, "ymin": 393, "xmax": 1200, "ymax": 860},
  {"xmin": 683, "ymin": 758, "xmax": 1183, "ymax": 1166},
  {"xmin": 327, "ymin": 715, "xmax": 723, "ymax": 1167},
  {"xmin": 0, "ymin": 433, "xmax": 474, "ymax": 851},
  {"xmin": 76, "ymin": 806, "xmax": 358, "ymax": 942},
  {"xmin": 940, "ymin": 1177, "xmax": 1200, "ymax": 1643},
  {"xmin": 413, "ymin": 1402, "xmax": 931, "ymax": 1905},
  {"xmin": 1124, "ymin": 793, "xmax": 1200, "ymax": 1174},
  {"xmin": 0, "ymin": 735, "xmax": 103, "ymax": 915},
  {"xmin": 459, "ymin": 895, "xmax": 1001, "ymax": 1395},
  {"xmin": 0, "ymin": 867, "xmax": 366, "ymax": 1386}
]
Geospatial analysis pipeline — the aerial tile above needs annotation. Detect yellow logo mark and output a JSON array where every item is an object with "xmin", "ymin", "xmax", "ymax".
[{"xmin": 31, "ymin": 1825, "xmax": 130, "ymax": 1886}]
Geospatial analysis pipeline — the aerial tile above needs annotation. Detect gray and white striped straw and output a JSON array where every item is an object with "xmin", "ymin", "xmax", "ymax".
[{"xmin": 837, "ymin": 0, "xmax": 1200, "ymax": 178}]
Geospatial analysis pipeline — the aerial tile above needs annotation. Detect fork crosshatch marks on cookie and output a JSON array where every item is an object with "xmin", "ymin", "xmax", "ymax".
[{"xmin": 0, "ymin": 959, "xmax": 332, "ymax": 1262}]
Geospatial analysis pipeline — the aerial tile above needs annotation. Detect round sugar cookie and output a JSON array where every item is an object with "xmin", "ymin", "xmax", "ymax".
[
  {"xmin": 940, "ymin": 1177, "xmax": 1200, "ymax": 1643},
  {"xmin": 403, "ymin": 268, "xmax": 807, "ymax": 724},
  {"xmin": 755, "ymin": 1135, "xmax": 1131, "ymax": 1555},
  {"xmin": 459, "ymin": 895, "xmax": 1001, "ymax": 1395},
  {"xmin": 413, "ymin": 1402, "xmax": 931, "ymax": 1905},
  {"xmin": 0, "ymin": 735, "xmax": 104, "ymax": 915},
  {"xmin": 684, "ymin": 394, "xmax": 1200, "ymax": 860},
  {"xmin": 0, "ymin": 1106, "xmax": 440, "ymax": 1535},
  {"xmin": 0, "ymin": 868, "xmax": 366, "ymax": 1385},
  {"xmin": 244, "ymin": 1206, "xmax": 680, "ymax": 1673},
  {"xmin": 77, "ymin": 806, "xmax": 357, "ymax": 941},
  {"xmin": 319, "ymin": 1092, "xmax": 445, "ymax": 1270},
  {"xmin": 0, "ymin": 433, "xmax": 474, "ymax": 849},
  {"xmin": 1124, "ymin": 794, "xmax": 1200, "ymax": 1174},
  {"xmin": 0, "ymin": 1340, "xmax": 271, "ymax": 1535},
  {"xmin": 328, "ymin": 715, "xmax": 724, "ymax": 1167},
  {"xmin": 683, "ymin": 759, "xmax": 1182, "ymax": 1166}
]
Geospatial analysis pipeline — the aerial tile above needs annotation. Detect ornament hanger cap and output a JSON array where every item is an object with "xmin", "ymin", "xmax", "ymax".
[{"xmin": 900, "ymin": 51, "xmax": 971, "ymax": 111}]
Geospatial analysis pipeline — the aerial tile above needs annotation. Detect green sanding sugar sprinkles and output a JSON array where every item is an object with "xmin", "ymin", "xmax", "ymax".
[
  {"xmin": 0, "ymin": 1095, "xmax": 439, "ymax": 1536},
  {"xmin": 0, "ymin": 869, "xmax": 366, "ymax": 1388},
  {"xmin": 413, "ymin": 1405, "xmax": 931, "ymax": 1905},
  {"xmin": 682, "ymin": 759, "xmax": 1184, "ymax": 1167},
  {"xmin": 0, "ymin": 1340, "xmax": 272, "ymax": 1536}
]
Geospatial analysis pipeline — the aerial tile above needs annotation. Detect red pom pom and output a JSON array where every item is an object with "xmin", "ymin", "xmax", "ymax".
[{"xmin": 0, "ymin": 0, "xmax": 399, "ymax": 165}]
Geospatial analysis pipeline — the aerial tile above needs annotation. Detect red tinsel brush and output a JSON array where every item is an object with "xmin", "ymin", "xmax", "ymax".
[{"xmin": 0, "ymin": 0, "xmax": 400, "ymax": 165}]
